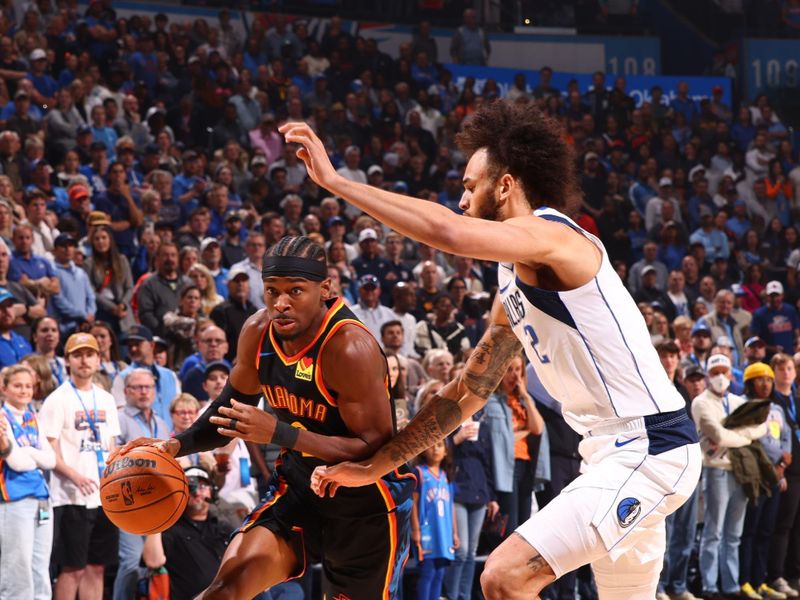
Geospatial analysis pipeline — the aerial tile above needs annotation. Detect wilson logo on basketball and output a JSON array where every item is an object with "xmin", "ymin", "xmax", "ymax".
[
  {"xmin": 295, "ymin": 356, "xmax": 313, "ymax": 381},
  {"xmin": 104, "ymin": 456, "xmax": 157, "ymax": 477}
]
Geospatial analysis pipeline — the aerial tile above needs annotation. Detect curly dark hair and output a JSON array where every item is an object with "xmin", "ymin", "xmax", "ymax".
[{"xmin": 455, "ymin": 99, "xmax": 578, "ymax": 210}]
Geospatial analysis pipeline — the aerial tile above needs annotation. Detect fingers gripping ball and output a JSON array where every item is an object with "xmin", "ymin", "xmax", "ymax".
[{"xmin": 101, "ymin": 447, "xmax": 189, "ymax": 534}]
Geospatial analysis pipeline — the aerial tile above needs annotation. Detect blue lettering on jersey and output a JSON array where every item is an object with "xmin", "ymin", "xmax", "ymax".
[{"xmin": 502, "ymin": 290, "xmax": 526, "ymax": 326}]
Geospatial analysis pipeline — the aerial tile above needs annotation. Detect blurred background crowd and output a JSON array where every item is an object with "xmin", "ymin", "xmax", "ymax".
[{"xmin": 1, "ymin": 1, "xmax": 800, "ymax": 599}]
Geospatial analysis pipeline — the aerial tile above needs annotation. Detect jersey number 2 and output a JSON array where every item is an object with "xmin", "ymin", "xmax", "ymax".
[{"xmin": 524, "ymin": 325, "xmax": 550, "ymax": 364}]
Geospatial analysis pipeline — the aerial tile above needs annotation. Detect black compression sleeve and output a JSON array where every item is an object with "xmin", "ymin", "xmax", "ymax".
[{"xmin": 174, "ymin": 381, "xmax": 263, "ymax": 456}]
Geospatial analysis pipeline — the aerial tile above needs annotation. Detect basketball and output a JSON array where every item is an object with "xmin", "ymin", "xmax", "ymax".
[{"xmin": 100, "ymin": 447, "xmax": 189, "ymax": 535}]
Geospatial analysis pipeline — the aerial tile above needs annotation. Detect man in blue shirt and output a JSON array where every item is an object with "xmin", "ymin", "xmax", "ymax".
[
  {"xmin": 111, "ymin": 326, "xmax": 180, "ymax": 426},
  {"xmin": 689, "ymin": 207, "xmax": 729, "ymax": 263},
  {"xmin": 93, "ymin": 162, "xmax": 144, "ymax": 258},
  {"xmin": 49, "ymin": 234, "xmax": 96, "ymax": 336},
  {"xmin": 0, "ymin": 287, "xmax": 31, "ymax": 366},
  {"xmin": 751, "ymin": 281, "xmax": 800, "ymax": 355},
  {"xmin": 179, "ymin": 325, "xmax": 232, "ymax": 401},
  {"xmin": 8, "ymin": 223, "xmax": 60, "ymax": 299},
  {"xmin": 27, "ymin": 48, "xmax": 58, "ymax": 108}
]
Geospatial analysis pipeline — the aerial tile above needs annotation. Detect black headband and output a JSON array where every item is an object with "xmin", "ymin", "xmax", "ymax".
[{"xmin": 262, "ymin": 255, "xmax": 327, "ymax": 281}]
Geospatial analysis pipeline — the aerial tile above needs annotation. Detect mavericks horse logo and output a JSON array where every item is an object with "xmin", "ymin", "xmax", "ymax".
[{"xmin": 616, "ymin": 497, "xmax": 641, "ymax": 528}]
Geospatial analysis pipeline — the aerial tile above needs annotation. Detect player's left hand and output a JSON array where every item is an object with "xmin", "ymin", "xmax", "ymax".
[
  {"xmin": 211, "ymin": 400, "xmax": 276, "ymax": 444},
  {"xmin": 310, "ymin": 462, "xmax": 377, "ymax": 498}
]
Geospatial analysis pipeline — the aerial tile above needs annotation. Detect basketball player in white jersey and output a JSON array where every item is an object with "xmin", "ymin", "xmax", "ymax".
[{"xmin": 281, "ymin": 101, "xmax": 702, "ymax": 600}]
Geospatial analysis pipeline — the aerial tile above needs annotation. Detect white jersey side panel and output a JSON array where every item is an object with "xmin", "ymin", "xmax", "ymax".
[{"xmin": 498, "ymin": 207, "xmax": 685, "ymax": 434}]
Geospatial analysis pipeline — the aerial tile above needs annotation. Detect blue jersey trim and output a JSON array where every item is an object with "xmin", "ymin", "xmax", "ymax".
[
  {"xmin": 537, "ymin": 212, "xmax": 580, "ymax": 231},
  {"xmin": 594, "ymin": 278, "xmax": 661, "ymax": 413},
  {"xmin": 514, "ymin": 278, "xmax": 577, "ymax": 330}
]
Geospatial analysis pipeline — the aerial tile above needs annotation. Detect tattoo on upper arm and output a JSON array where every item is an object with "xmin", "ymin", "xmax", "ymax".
[
  {"xmin": 463, "ymin": 325, "xmax": 522, "ymax": 398},
  {"xmin": 527, "ymin": 554, "xmax": 550, "ymax": 575}
]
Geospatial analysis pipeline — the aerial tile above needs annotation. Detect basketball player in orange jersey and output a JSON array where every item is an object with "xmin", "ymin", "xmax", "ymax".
[{"xmin": 112, "ymin": 235, "xmax": 415, "ymax": 600}]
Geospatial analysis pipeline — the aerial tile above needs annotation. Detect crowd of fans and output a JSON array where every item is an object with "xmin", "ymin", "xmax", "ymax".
[{"xmin": 2, "ymin": 1, "xmax": 800, "ymax": 600}]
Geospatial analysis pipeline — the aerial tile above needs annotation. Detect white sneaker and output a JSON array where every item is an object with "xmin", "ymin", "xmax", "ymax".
[{"xmin": 773, "ymin": 578, "xmax": 800, "ymax": 598}]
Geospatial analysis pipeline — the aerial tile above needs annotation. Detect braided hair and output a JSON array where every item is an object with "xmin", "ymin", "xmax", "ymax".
[{"xmin": 265, "ymin": 235, "xmax": 327, "ymax": 263}]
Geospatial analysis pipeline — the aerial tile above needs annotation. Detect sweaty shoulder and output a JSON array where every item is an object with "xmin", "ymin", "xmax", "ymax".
[{"xmin": 320, "ymin": 322, "xmax": 386, "ymax": 388}]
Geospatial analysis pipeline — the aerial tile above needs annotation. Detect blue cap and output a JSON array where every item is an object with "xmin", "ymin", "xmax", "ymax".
[
  {"xmin": 125, "ymin": 325, "xmax": 153, "ymax": 343},
  {"xmin": 446, "ymin": 169, "xmax": 461, "ymax": 179},
  {"xmin": 0, "ymin": 288, "xmax": 13, "ymax": 305},
  {"xmin": 393, "ymin": 181, "xmax": 409, "ymax": 192},
  {"xmin": 144, "ymin": 143, "xmax": 160, "ymax": 156},
  {"xmin": 327, "ymin": 216, "xmax": 345, "ymax": 227},
  {"xmin": 204, "ymin": 360, "xmax": 230, "ymax": 379},
  {"xmin": 691, "ymin": 322, "xmax": 711, "ymax": 336}
]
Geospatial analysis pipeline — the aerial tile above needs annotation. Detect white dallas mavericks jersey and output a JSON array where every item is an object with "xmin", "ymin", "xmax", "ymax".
[{"xmin": 498, "ymin": 207, "xmax": 684, "ymax": 435}]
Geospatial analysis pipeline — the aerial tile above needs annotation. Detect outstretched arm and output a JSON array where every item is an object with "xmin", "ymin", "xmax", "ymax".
[
  {"xmin": 311, "ymin": 298, "xmax": 522, "ymax": 496},
  {"xmin": 280, "ymin": 122, "xmax": 583, "ymax": 268}
]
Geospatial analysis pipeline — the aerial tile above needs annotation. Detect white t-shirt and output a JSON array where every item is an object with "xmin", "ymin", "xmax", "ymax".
[{"xmin": 39, "ymin": 381, "xmax": 121, "ymax": 508}]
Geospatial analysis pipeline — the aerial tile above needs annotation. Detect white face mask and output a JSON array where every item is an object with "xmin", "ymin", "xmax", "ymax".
[{"xmin": 708, "ymin": 374, "xmax": 730, "ymax": 396}]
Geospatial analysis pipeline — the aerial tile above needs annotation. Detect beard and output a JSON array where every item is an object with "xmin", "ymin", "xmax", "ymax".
[{"xmin": 476, "ymin": 188, "xmax": 501, "ymax": 221}]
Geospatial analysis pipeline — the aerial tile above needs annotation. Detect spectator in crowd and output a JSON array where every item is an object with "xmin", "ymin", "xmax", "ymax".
[
  {"xmin": 112, "ymin": 325, "xmax": 180, "ymax": 426},
  {"xmin": 0, "ymin": 287, "xmax": 32, "ymax": 367},
  {"xmin": 50, "ymin": 233, "xmax": 96, "ymax": 335},
  {"xmin": 39, "ymin": 332, "xmax": 120, "ymax": 600},
  {"xmin": 738, "ymin": 362, "xmax": 792, "ymax": 600},
  {"xmin": 8, "ymin": 222, "xmax": 59, "ymax": 300},
  {"xmin": 31, "ymin": 316, "xmax": 66, "ymax": 389},
  {"xmin": 351, "ymin": 274, "xmax": 397, "ymax": 341},
  {"xmin": 90, "ymin": 321, "xmax": 127, "ymax": 392},
  {"xmin": 751, "ymin": 281, "xmax": 800, "ymax": 355},
  {"xmin": 699, "ymin": 289, "xmax": 745, "ymax": 366},
  {"xmin": 137, "ymin": 242, "xmax": 189, "ymax": 337},
  {"xmin": 450, "ymin": 8, "xmax": 490, "ymax": 66},
  {"xmin": 659, "ymin": 362, "xmax": 705, "ymax": 600},
  {"xmin": 231, "ymin": 232, "xmax": 267, "ymax": 310},
  {"xmin": 493, "ymin": 354, "xmax": 544, "ymax": 533},
  {"xmin": 180, "ymin": 325, "xmax": 231, "ymax": 402},
  {"xmin": 446, "ymin": 391, "xmax": 498, "ymax": 600},
  {"xmin": 767, "ymin": 353, "xmax": 800, "ymax": 597},
  {"xmin": 142, "ymin": 465, "xmax": 230, "ymax": 599},
  {"xmin": 113, "ymin": 368, "xmax": 170, "ymax": 600},
  {"xmin": 0, "ymin": 363, "xmax": 55, "ymax": 600},
  {"xmin": 210, "ymin": 267, "xmax": 256, "ymax": 363},
  {"xmin": 692, "ymin": 354, "xmax": 767, "ymax": 599},
  {"xmin": 390, "ymin": 282, "xmax": 420, "ymax": 359},
  {"xmin": 629, "ymin": 241, "xmax": 668, "ymax": 294},
  {"xmin": 83, "ymin": 227, "xmax": 135, "ymax": 339}
]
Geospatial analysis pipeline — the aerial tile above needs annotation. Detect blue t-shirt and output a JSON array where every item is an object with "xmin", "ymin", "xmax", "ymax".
[
  {"xmin": 0, "ymin": 331, "xmax": 32, "ymax": 367},
  {"xmin": 8, "ymin": 251, "xmax": 56, "ymax": 282},
  {"xmin": 415, "ymin": 464, "xmax": 454, "ymax": 561},
  {"xmin": 752, "ymin": 303, "xmax": 800, "ymax": 353}
]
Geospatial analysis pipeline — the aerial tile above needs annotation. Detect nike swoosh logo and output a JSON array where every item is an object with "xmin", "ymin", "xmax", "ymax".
[
  {"xmin": 614, "ymin": 436, "xmax": 640, "ymax": 447},
  {"xmin": 499, "ymin": 281, "xmax": 511, "ymax": 293},
  {"xmin": 259, "ymin": 351, "xmax": 275, "ymax": 357}
]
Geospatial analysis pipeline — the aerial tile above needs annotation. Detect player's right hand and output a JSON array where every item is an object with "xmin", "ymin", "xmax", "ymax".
[
  {"xmin": 279, "ymin": 122, "xmax": 338, "ymax": 189},
  {"xmin": 107, "ymin": 437, "xmax": 180, "ymax": 463},
  {"xmin": 310, "ymin": 461, "xmax": 377, "ymax": 498}
]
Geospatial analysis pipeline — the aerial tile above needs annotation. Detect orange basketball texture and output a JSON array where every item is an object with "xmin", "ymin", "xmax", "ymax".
[{"xmin": 100, "ymin": 447, "xmax": 189, "ymax": 535}]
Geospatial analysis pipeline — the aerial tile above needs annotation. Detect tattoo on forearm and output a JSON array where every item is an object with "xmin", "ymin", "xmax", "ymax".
[
  {"xmin": 464, "ymin": 325, "xmax": 522, "ymax": 398},
  {"xmin": 378, "ymin": 393, "xmax": 463, "ymax": 466}
]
